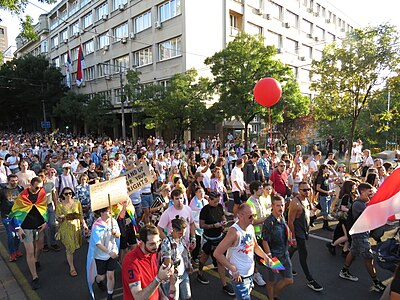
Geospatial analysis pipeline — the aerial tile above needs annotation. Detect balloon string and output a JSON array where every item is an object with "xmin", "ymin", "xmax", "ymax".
[{"xmin": 268, "ymin": 107, "xmax": 273, "ymax": 151}]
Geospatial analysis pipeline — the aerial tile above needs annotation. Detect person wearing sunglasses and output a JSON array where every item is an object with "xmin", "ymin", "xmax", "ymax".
[
  {"xmin": 288, "ymin": 181, "xmax": 323, "ymax": 292},
  {"xmin": 11, "ymin": 177, "xmax": 47, "ymax": 290},
  {"xmin": 55, "ymin": 187, "xmax": 88, "ymax": 277}
]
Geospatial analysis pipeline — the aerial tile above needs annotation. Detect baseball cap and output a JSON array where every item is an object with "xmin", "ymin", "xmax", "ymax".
[{"xmin": 62, "ymin": 163, "xmax": 71, "ymax": 169}]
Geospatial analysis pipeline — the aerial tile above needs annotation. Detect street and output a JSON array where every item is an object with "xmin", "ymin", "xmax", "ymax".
[{"xmin": 0, "ymin": 219, "xmax": 395, "ymax": 300}]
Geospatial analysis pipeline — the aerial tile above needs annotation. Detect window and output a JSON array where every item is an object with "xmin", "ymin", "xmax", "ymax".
[
  {"xmin": 69, "ymin": 0, "xmax": 78, "ymax": 16},
  {"xmin": 298, "ymin": 68, "xmax": 310, "ymax": 82},
  {"xmin": 326, "ymin": 32, "xmax": 335, "ymax": 43},
  {"xmin": 59, "ymin": 9, "xmax": 67, "ymax": 22},
  {"xmin": 98, "ymin": 61, "xmax": 111, "ymax": 76},
  {"xmin": 159, "ymin": 79, "xmax": 171, "ymax": 87},
  {"xmin": 40, "ymin": 41, "xmax": 48, "ymax": 53},
  {"xmin": 96, "ymin": 2, "xmax": 109, "ymax": 20},
  {"xmin": 113, "ymin": 22, "xmax": 128, "ymax": 42},
  {"xmin": 269, "ymin": 2, "xmax": 282, "ymax": 20},
  {"xmin": 247, "ymin": 23, "xmax": 262, "ymax": 37},
  {"xmin": 286, "ymin": 11, "xmax": 298, "ymax": 28},
  {"xmin": 52, "ymin": 57, "xmax": 60, "ymax": 68},
  {"xmin": 70, "ymin": 21, "xmax": 79, "ymax": 36},
  {"xmin": 314, "ymin": 49, "xmax": 322, "ymax": 61},
  {"xmin": 84, "ymin": 40, "xmax": 94, "ymax": 55},
  {"xmin": 134, "ymin": 47, "xmax": 153, "ymax": 66},
  {"xmin": 114, "ymin": 88, "xmax": 123, "ymax": 103},
  {"xmin": 266, "ymin": 30, "xmax": 282, "ymax": 48},
  {"xmin": 315, "ymin": 26, "xmax": 324, "ymax": 40},
  {"xmin": 289, "ymin": 65, "xmax": 298, "ymax": 79},
  {"xmin": 84, "ymin": 66, "xmax": 95, "ymax": 80},
  {"xmin": 51, "ymin": 35, "xmax": 59, "ymax": 48},
  {"xmin": 98, "ymin": 90, "xmax": 112, "ymax": 100},
  {"xmin": 285, "ymin": 38, "xmax": 298, "ymax": 54},
  {"xmin": 302, "ymin": 44, "xmax": 312, "ymax": 58},
  {"xmin": 159, "ymin": 36, "xmax": 182, "ymax": 60},
  {"xmin": 230, "ymin": 13, "xmax": 241, "ymax": 36},
  {"xmin": 301, "ymin": 19, "xmax": 312, "ymax": 35},
  {"xmin": 61, "ymin": 52, "xmax": 68, "ymax": 65},
  {"xmin": 134, "ymin": 11, "xmax": 152, "ymax": 33},
  {"xmin": 159, "ymin": 0, "xmax": 181, "ymax": 22},
  {"xmin": 113, "ymin": 0, "xmax": 127, "ymax": 11},
  {"xmin": 98, "ymin": 33, "xmax": 110, "ymax": 49},
  {"xmin": 81, "ymin": 0, "xmax": 90, "ymax": 8},
  {"xmin": 114, "ymin": 55, "xmax": 129, "ymax": 73},
  {"xmin": 71, "ymin": 47, "xmax": 79, "ymax": 61},
  {"xmin": 83, "ymin": 13, "xmax": 92, "ymax": 28},
  {"xmin": 60, "ymin": 29, "xmax": 68, "ymax": 41}
]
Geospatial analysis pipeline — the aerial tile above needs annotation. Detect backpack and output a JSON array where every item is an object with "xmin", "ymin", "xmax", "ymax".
[
  {"xmin": 332, "ymin": 194, "xmax": 350, "ymax": 222},
  {"xmin": 376, "ymin": 230, "xmax": 400, "ymax": 272}
]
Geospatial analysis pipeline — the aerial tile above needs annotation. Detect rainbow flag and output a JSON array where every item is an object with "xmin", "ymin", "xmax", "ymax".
[
  {"xmin": 260, "ymin": 257, "xmax": 285, "ymax": 271},
  {"xmin": 112, "ymin": 201, "xmax": 137, "ymax": 230},
  {"xmin": 10, "ymin": 188, "xmax": 48, "ymax": 228}
]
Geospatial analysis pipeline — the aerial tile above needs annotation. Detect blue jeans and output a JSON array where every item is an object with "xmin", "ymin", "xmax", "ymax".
[
  {"xmin": 162, "ymin": 271, "xmax": 191, "ymax": 300},
  {"xmin": 44, "ymin": 204, "xmax": 57, "ymax": 246},
  {"xmin": 141, "ymin": 193, "xmax": 153, "ymax": 209},
  {"xmin": 318, "ymin": 195, "xmax": 331, "ymax": 217},
  {"xmin": 231, "ymin": 275, "xmax": 254, "ymax": 300},
  {"xmin": 2, "ymin": 217, "xmax": 20, "ymax": 254}
]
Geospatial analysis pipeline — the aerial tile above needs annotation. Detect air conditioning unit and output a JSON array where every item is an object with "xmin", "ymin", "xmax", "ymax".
[
  {"xmin": 54, "ymin": 44, "xmax": 59, "ymax": 50},
  {"xmin": 105, "ymin": 75, "xmax": 112, "ymax": 80},
  {"xmin": 255, "ymin": 8, "xmax": 264, "ymax": 15},
  {"xmin": 121, "ymin": 37, "xmax": 127, "ymax": 44},
  {"xmin": 155, "ymin": 21, "xmax": 162, "ymax": 29},
  {"xmin": 307, "ymin": 33, "xmax": 312, "ymax": 38},
  {"xmin": 314, "ymin": 36, "xmax": 319, "ymax": 41},
  {"xmin": 313, "ymin": 12, "xmax": 319, "ymax": 17},
  {"xmin": 283, "ymin": 22, "xmax": 290, "ymax": 28},
  {"xmin": 104, "ymin": 45, "xmax": 109, "ymax": 51},
  {"xmin": 118, "ymin": 4, "xmax": 125, "ymax": 11},
  {"xmin": 129, "ymin": 32, "xmax": 135, "ymax": 39},
  {"xmin": 63, "ymin": 39, "xmax": 68, "ymax": 44},
  {"xmin": 73, "ymin": 32, "xmax": 79, "ymax": 38},
  {"xmin": 265, "ymin": 14, "xmax": 272, "ymax": 20},
  {"xmin": 276, "ymin": 48, "xmax": 283, "ymax": 54},
  {"xmin": 325, "ymin": 19, "xmax": 331, "ymax": 23},
  {"xmin": 299, "ymin": 56, "xmax": 306, "ymax": 61},
  {"xmin": 102, "ymin": 14, "xmax": 108, "ymax": 21},
  {"xmin": 307, "ymin": 8, "xmax": 313, "ymax": 13}
]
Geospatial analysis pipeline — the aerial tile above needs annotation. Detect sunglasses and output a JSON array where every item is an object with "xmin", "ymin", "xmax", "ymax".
[
  {"xmin": 63, "ymin": 192, "xmax": 73, "ymax": 196},
  {"xmin": 301, "ymin": 188, "xmax": 311, "ymax": 192},
  {"xmin": 278, "ymin": 165, "xmax": 285, "ymax": 167}
]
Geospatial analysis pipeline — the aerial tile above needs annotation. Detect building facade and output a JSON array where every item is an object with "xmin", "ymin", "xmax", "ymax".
[{"xmin": 14, "ymin": 0, "xmax": 355, "ymax": 138}]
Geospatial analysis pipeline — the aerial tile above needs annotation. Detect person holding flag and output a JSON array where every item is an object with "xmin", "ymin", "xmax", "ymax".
[
  {"xmin": 10, "ymin": 177, "xmax": 48, "ymax": 290},
  {"xmin": 86, "ymin": 206, "xmax": 120, "ymax": 300}
]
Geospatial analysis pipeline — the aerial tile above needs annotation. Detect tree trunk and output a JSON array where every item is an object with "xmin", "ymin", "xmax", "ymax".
[{"xmin": 347, "ymin": 116, "xmax": 358, "ymax": 168}]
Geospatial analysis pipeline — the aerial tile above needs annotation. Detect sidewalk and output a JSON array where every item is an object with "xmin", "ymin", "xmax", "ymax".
[{"xmin": 0, "ymin": 254, "xmax": 28, "ymax": 300}]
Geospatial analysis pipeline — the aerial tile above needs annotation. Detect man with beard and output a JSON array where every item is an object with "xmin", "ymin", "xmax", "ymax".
[{"xmin": 122, "ymin": 224, "xmax": 174, "ymax": 300}]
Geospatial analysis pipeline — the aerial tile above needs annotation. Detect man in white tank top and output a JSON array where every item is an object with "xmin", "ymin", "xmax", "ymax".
[{"xmin": 214, "ymin": 203, "xmax": 273, "ymax": 300}]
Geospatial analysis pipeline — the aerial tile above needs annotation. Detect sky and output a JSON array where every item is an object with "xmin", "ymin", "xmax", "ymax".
[{"xmin": 1, "ymin": 0, "xmax": 400, "ymax": 54}]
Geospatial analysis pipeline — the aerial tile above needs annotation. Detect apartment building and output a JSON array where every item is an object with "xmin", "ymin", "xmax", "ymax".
[{"xmin": 14, "ymin": 0, "xmax": 355, "ymax": 138}]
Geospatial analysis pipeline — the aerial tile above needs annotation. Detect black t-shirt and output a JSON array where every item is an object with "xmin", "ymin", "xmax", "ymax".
[
  {"xmin": 21, "ymin": 191, "xmax": 45, "ymax": 229},
  {"xmin": 315, "ymin": 175, "xmax": 329, "ymax": 196},
  {"xmin": 0, "ymin": 186, "xmax": 23, "ymax": 217},
  {"xmin": 87, "ymin": 170, "xmax": 99, "ymax": 184},
  {"xmin": 200, "ymin": 204, "xmax": 224, "ymax": 238}
]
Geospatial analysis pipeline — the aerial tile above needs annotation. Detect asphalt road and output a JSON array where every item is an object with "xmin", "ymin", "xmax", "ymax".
[{"xmin": 0, "ymin": 219, "xmax": 396, "ymax": 300}]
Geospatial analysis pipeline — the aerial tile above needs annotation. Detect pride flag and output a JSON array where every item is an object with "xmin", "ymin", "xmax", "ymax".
[
  {"xmin": 10, "ymin": 188, "xmax": 48, "ymax": 228},
  {"xmin": 112, "ymin": 201, "xmax": 138, "ymax": 230}
]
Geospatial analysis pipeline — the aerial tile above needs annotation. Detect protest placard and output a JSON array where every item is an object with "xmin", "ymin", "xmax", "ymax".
[
  {"xmin": 90, "ymin": 176, "xmax": 128, "ymax": 211},
  {"xmin": 125, "ymin": 164, "xmax": 154, "ymax": 195}
]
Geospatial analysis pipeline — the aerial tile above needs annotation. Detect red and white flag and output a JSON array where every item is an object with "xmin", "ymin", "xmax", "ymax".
[
  {"xmin": 350, "ymin": 167, "xmax": 400, "ymax": 235},
  {"xmin": 76, "ymin": 45, "xmax": 86, "ymax": 87}
]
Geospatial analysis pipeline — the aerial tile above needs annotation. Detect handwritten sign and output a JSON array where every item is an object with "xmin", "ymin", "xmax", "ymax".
[
  {"xmin": 125, "ymin": 164, "xmax": 154, "ymax": 195},
  {"xmin": 90, "ymin": 176, "xmax": 128, "ymax": 211}
]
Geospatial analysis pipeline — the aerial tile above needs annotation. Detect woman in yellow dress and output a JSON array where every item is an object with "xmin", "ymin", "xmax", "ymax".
[{"xmin": 56, "ymin": 187, "xmax": 88, "ymax": 276}]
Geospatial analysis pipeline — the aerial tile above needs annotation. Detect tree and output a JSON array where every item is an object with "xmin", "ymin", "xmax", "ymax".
[
  {"xmin": 0, "ymin": 54, "xmax": 65, "ymax": 131},
  {"xmin": 1, "ymin": 1, "xmax": 56, "ymax": 40},
  {"xmin": 84, "ymin": 94, "xmax": 115, "ymax": 133},
  {"xmin": 205, "ymin": 32, "xmax": 309, "ymax": 149},
  {"xmin": 53, "ymin": 91, "xmax": 87, "ymax": 134},
  {"xmin": 126, "ymin": 68, "xmax": 210, "ymax": 141},
  {"xmin": 311, "ymin": 24, "xmax": 400, "ymax": 156}
]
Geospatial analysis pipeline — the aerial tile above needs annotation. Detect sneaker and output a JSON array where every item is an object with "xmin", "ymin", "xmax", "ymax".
[
  {"xmin": 372, "ymin": 281, "xmax": 386, "ymax": 294},
  {"xmin": 31, "ymin": 278, "xmax": 40, "ymax": 290},
  {"xmin": 50, "ymin": 244, "xmax": 61, "ymax": 252},
  {"xmin": 15, "ymin": 250, "xmax": 23, "ymax": 258},
  {"xmin": 327, "ymin": 215, "xmax": 335, "ymax": 221},
  {"xmin": 35, "ymin": 261, "xmax": 41, "ymax": 272},
  {"xmin": 307, "ymin": 280, "xmax": 323, "ymax": 292},
  {"xmin": 9, "ymin": 253, "xmax": 17, "ymax": 262},
  {"xmin": 292, "ymin": 270, "xmax": 297, "ymax": 276},
  {"xmin": 253, "ymin": 272, "xmax": 266, "ymax": 287},
  {"xmin": 197, "ymin": 272, "xmax": 210, "ymax": 285},
  {"xmin": 43, "ymin": 245, "xmax": 49, "ymax": 252},
  {"xmin": 325, "ymin": 242, "xmax": 336, "ymax": 255},
  {"xmin": 339, "ymin": 270, "xmax": 358, "ymax": 282},
  {"xmin": 222, "ymin": 284, "xmax": 235, "ymax": 296}
]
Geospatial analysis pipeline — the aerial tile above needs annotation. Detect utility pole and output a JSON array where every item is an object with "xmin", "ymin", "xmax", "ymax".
[
  {"xmin": 41, "ymin": 82, "xmax": 48, "ymax": 133},
  {"xmin": 119, "ymin": 63, "xmax": 126, "ymax": 140}
]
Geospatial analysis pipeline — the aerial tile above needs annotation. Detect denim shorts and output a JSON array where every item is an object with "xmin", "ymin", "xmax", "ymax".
[
  {"xmin": 231, "ymin": 275, "xmax": 254, "ymax": 300},
  {"xmin": 22, "ymin": 229, "xmax": 44, "ymax": 243},
  {"xmin": 162, "ymin": 271, "xmax": 191, "ymax": 300},
  {"xmin": 350, "ymin": 237, "xmax": 373, "ymax": 259},
  {"xmin": 141, "ymin": 193, "xmax": 154, "ymax": 209}
]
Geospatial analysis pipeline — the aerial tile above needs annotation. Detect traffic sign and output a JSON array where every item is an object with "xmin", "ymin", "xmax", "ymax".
[{"xmin": 41, "ymin": 121, "xmax": 51, "ymax": 129}]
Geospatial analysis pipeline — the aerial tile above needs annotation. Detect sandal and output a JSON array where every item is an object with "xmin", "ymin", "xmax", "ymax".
[{"xmin": 70, "ymin": 269, "xmax": 78, "ymax": 277}]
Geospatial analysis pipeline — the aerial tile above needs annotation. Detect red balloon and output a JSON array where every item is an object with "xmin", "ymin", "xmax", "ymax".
[{"xmin": 253, "ymin": 78, "xmax": 282, "ymax": 107}]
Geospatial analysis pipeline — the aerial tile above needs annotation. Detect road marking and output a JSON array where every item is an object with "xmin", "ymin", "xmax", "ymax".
[
  {"xmin": 0, "ymin": 239, "xmax": 41, "ymax": 300},
  {"xmin": 309, "ymin": 233, "xmax": 331, "ymax": 242}
]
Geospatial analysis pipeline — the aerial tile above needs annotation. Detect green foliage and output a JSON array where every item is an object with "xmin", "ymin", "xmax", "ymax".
[
  {"xmin": 84, "ymin": 94, "xmax": 115, "ymax": 129},
  {"xmin": 205, "ymin": 32, "xmax": 309, "ymax": 147},
  {"xmin": 53, "ymin": 91, "xmax": 87, "ymax": 124},
  {"xmin": 19, "ymin": 16, "xmax": 38, "ymax": 40},
  {"xmin": 311, "ymin": 24, "xmax": 400, "ymax": 149}
]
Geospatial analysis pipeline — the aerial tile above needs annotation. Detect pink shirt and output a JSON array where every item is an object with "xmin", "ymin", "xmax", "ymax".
[{"xmin": 158, "ymin": 205, "xmax": 193, "ymax": 242}]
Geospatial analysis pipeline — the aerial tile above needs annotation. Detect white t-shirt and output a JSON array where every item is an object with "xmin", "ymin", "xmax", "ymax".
[
  {"xmin": 231, "ymin": 166, "xmax": 245, "ymax": 192},
  {"xmin": 16, "ymin": 170, "xmax": 36, "ymax": 188},
  {"xmin": 196, "ymin": 165, "xmax": 212, "ymax": 188}
]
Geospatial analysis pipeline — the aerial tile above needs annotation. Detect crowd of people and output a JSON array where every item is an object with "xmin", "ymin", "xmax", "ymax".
[{"xmin": 0, "ymin": 132, "xmax": 398, "ymax": 300}]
